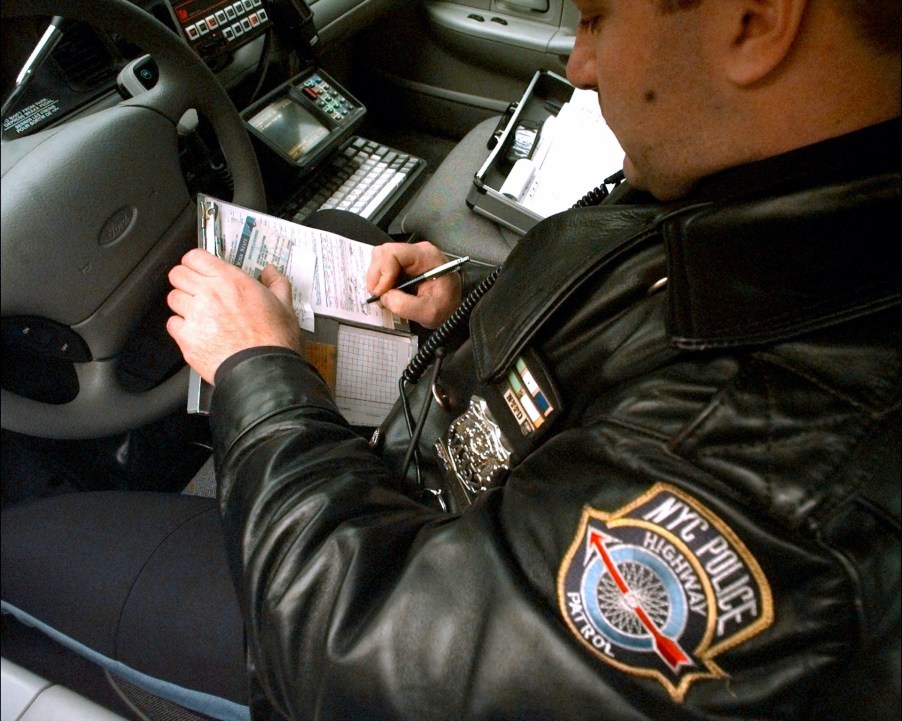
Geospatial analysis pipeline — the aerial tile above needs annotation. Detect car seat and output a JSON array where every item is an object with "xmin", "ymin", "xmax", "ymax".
[
  {"xmin": 1, "ymin": 656, "xmax": 129, "ymax": 721},
  {"xmin": 389, "ymin": 116, "xmax": 522, "ymax": 267}
]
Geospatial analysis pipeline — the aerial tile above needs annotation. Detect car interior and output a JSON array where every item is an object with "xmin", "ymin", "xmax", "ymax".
[{"xmin": 1, "ymin": 0, "xmax": 585, "ymax": 718}]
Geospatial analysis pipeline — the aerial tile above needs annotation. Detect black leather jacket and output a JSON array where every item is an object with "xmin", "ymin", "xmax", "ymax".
[{"xmin": 211, "ymin": 119, "xmax": 900, "ymax": 721}]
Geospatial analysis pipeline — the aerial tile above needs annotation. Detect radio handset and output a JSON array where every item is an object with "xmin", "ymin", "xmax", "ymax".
[
  {"xmin": 268, "ymin": 0, "xmax": 319, "ymax": 60},
  {"xmin": 391, "ymin": 172, "xmax": 626, "ymax": 490}
]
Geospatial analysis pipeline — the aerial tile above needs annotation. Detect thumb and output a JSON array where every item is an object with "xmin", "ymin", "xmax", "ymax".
[{"xmin": 260, "ymin": 265, "xmax": 294, "ymax": 309}]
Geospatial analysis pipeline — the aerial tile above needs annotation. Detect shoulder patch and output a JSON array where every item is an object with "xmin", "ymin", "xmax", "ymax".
[{"xmin": 557, "ymin": 483, "xmax": 773, "ymax": 702}]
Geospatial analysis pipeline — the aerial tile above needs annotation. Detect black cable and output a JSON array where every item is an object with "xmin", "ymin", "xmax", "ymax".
[
  {"xmin": 399, "ymin": 348, "xmax": 445, "ymax": 483},
  {"xmin": 573, "ymin": 183, "xmax": 610, "ymax": 208},
  {"xmin": 402, "ymin": 264, "xmax": 503, "ymax": 385},
  {"xmin": 247, "ymin": 30, "xmax": 273, "ymax": 104}
]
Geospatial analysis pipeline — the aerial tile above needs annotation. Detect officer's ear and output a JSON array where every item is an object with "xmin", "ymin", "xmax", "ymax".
[{"xmin": 717, "ymin": 0, "xmax": 809, "ymax": 87}]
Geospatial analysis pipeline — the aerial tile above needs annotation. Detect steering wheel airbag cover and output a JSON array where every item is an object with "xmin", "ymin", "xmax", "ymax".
[
  {"xmin": 1, "ymin": 0, "xmax": 265, "ymax": 439},
  {"xmin": 1, "ymin": 106, "xmax": 187, "ymax": 326}
]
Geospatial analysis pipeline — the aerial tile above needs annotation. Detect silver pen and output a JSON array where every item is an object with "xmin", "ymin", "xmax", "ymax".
[{"xmin": 366, "ymin": 255, "xmax": 470, "ymax": 303}]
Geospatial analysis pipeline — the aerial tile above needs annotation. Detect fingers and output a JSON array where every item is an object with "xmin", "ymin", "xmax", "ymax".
[
  {"xmin": 366, "ymin": 244, "xmax": 403, "ymax": 297},
  {"xmin": 165, "ymin": 287, "xmax": 193, "ymax": 318},
  {"xmin": 165, "ymin": 251, "xmax": 307, "ymax": 383},
  {"xmin": 366, "ymin": 241, "xmax": 449, "ymax": 297},
  {"xmin": 260, "ymin": 264, "xmax": 294, "ymax": 311},
  {"xmin": 367, "ymin": 241, "xmax": 462, "ymax": 328},
  {"xmin": 181, "ymin": 247, "xmax": 234, "ymax": 274},
  {"xmin": 169, "ymin": 248, "xmax": 240, "ymax": 295},
  {"xmin": 378, "ymin": 269, "xmax": 462, "ymax": 329}
]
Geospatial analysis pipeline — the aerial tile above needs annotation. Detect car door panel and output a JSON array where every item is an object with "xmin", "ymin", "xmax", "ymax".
[{"xmin": 351, "ymin": 0, "xmax": 576, "ymax": 139}]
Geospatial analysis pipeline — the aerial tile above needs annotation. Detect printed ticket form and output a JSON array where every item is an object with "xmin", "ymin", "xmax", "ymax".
[{"xmin": 187, "ymin": 194, "xmax": 415, "ymax": 416}]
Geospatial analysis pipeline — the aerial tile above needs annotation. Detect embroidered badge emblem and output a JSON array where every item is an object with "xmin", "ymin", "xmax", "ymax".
[{"xmin": 557, "ymin": 483, "xmax": 773, "ymax": 702}]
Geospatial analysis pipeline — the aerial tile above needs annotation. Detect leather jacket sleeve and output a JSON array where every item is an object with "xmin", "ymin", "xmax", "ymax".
[
  {"xmin": 211, "ymin": 331, "xmax": 900, "ymax": 721},
  {"xmin": 210, "ymin": 164, "xmax": 900, "ymax": 720}
]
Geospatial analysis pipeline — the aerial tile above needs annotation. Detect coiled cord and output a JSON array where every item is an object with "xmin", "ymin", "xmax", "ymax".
[
  {"xmin": 572, "ymin": 170, "xmax": 625, "ymax": 208},
  {"xmin": 395, "ymin": 171, "xmax": 623, "ymax": 497},
  {"xmin": 396, "ymin": 264, "xmax": 501, "ymax": 499},
  {"xmin": 573, "ymin": 184, "xmax": 609, "ymax": 208},
  {"xmin": 401, "ymin": 263, "xmax": 503, "ymax": 385}
]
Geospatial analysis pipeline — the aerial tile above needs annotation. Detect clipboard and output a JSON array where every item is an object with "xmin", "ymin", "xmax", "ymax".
[{"xmin": 187, "ymin": 195, "xmax": 415, "ymax": 420}]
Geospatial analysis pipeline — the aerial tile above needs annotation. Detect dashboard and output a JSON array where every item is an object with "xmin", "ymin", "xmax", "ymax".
[{"xmin": 0, "ymin": 0, "xmax": 395, "ymax": 142}]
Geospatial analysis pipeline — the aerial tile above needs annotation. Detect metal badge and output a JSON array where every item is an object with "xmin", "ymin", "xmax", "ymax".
[{"xmin": 436, "ymin": 395, "xmax": 511, "ymax": 499}]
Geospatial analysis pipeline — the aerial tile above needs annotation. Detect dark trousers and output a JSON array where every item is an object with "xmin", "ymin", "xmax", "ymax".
[{"xmin": 0, "ymin": 210, "xmax": 394, "ymax": 720}]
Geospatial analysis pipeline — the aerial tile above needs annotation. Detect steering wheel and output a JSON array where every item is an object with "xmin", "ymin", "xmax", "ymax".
[{"xmin": 1, "ymin": 0, "xmax": 265, "ymax": 439}]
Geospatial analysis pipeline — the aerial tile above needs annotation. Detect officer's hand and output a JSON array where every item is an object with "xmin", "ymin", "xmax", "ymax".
[
  {"xmin": 166, "ymin": 249, "xmax": 302, "ymax": 384},
  {"xmin": 366, "ymin": 241, "xmax": 462, "ymax": 328}
]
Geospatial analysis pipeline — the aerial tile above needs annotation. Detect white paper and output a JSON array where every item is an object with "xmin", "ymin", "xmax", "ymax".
[
  {"xmin": 499, "ymin": 158, "xmax": 536, "ymax": 200},
  {"xmin": 334, "ymin": 324, "xmax": 416, "ymax": 426},
  {"xmin": 517, "ymin": 88, "xmax": 624, "ymax": 217},
  {"xmin": 211, "ymin": 197, "xmax": 393, "ymax": 332},
  {"xmin": 188, "ymin": 195, "xmax": 406, "ymax": 414}
]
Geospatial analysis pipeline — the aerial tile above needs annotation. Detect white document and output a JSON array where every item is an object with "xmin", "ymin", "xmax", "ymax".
[
  {"xmin": 205, "ymin": 195, "xmax": 394, "ymax": 332},
  {"xmin": 517, "ymin": 88, "xmax": 625, "ymax": 217},
  {"xmin": 334, "ymin": 324, "xmax": 416, "ymax": 427},
  {"xmin": 188, "ymin": 195, "xmax": 409, "ymax": 415}
]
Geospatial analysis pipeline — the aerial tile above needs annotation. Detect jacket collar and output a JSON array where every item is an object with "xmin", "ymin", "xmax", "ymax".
[
  {"xmin": 665, "ymin": 118, "xmax": 900, "ymax": 348},
  {"xmin": 665, "ymin": 171, "xmax": 900, "ymax": 348},
  {"xmin": 470, "ymin": 120, "xmax": 901, "ymax": 379}
]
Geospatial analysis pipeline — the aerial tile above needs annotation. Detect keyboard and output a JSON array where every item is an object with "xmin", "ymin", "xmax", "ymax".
[{"xmin": 279, "ymin": 136, "xmax": 426, "ymax": 226}]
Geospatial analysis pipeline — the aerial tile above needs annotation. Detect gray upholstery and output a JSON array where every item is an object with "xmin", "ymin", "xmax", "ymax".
[
  {"xmin": 1, "ymin": 657, "xmax": 128, "ymax": 721},
  {"xmin": 390, "ymin": 116, "xmax": 521, "ymax": 267}
]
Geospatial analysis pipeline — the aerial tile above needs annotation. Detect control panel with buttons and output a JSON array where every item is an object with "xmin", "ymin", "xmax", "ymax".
[
  {"xmin": 2, "ymin": 316, "xmax": 92, "ymax": 363},
  {"xmin": 242, "ymin": 67, "xmax": 366, "ymax": 172},
  {"xmin": 168, "ymin": 0, "xmax": 272, "ymax": 62},
  {"xmin": 289, "ymin": 71, "xmax": 361, "ymax": 126}
]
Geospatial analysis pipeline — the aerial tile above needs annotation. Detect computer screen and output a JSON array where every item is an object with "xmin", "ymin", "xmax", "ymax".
[{"xmin": 247, "ymin": 95, "xmax": 330, "ymax": 162}]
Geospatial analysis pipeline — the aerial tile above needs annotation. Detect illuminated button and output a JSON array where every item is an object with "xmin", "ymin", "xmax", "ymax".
[
  {"xmin": 206, "ymin": 14, "xmax": 218, "ymax": 29},
  {"xmin": 249, "ymin": 13, "xmax": 259, "ymax": 26}
]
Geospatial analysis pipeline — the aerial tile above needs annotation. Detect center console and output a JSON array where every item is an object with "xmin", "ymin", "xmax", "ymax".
[{"xmin": 165, "ymin": 0, "xmax": 425, "ymax": 228}]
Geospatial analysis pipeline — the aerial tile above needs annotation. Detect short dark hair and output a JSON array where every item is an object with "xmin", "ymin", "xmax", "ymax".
[
  {"xmin": 653, "ymin": 0, "xmax": 899, "ymax": 55},
  {"xmin": 833, "ymin": 0, "xmax": 900, "ymax": 54}
]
